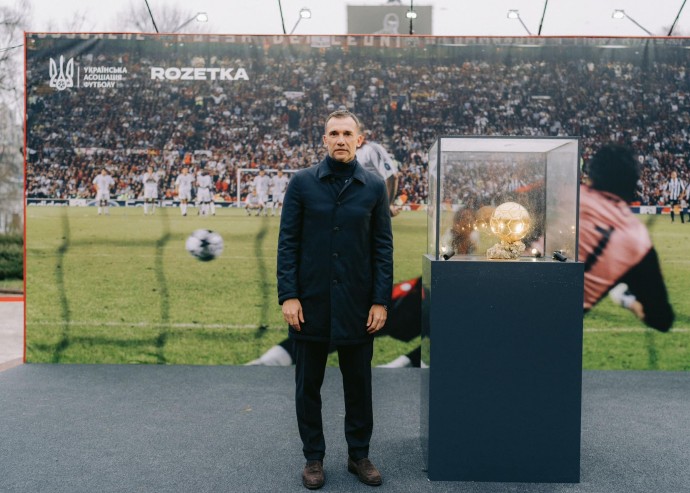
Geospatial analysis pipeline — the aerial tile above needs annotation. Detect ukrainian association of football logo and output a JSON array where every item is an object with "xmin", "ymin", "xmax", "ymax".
[{"xmin": 49, "ymin": 56, "xmax": 75, "ymax": 91}]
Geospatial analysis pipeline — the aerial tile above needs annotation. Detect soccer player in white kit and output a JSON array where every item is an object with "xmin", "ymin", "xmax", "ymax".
[
  {"xmin": 270, "ymin": 169, "xmax": 289, "ymax": 216},
  {"xmin": 175, "ymin": 167, "xmax": 195, "ymax": 216},
  {"xmin": 93, "ymin": 169, "xmax": 115, "ymax": 215},
  {"xmin": 252, "ymin": 168, "xmax": 271, "ymax": 216},
  {"xmin": 244, "ymin": 188, "xmax": 264, "ymax": 216},
  {"xmin": 356, "ymin": 140, "xmax": 401, "ymax": 216},
  {"xmin": 141, "ymin": 166, "xmax": 160, "ymax": 215},
  {"xmin": 196, "ymin": 169, "xmax": 215, "ymax": 216}
]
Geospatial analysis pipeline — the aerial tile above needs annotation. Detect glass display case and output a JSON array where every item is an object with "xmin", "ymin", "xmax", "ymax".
[
  {"xmin": 427, "ymin": 136, "xmax": 580, "ymax": 261},
  {"xmin": 422, "ymin": 137, "xmax": 583, "ymax": 483}
]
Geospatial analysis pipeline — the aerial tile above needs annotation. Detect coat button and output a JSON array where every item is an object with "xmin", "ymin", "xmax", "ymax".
[
  {"xmin": 332, "ymin": 279, "xmax": 338, "ymax": 285},
  {"xmin": 332, "ymin": 253, "xmax": 339, "ymax": 258},
  {"xmin": 333, "ymin": 226, "xmax": 340, "ymax": 231},
  {"xmin": 336, "ymin": 201, "xmax": 341, "ymax": 206}
]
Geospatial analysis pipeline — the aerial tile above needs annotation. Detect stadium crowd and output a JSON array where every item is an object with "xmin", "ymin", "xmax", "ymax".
[{"xmin": 26, "ymin": 39, "xmax": 690, "ymax": 206}]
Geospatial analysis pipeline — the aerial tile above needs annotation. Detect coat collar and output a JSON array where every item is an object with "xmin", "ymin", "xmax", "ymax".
[{"xmin": 315, "ymin": 157, "xmax": 368, "ymax": 184}]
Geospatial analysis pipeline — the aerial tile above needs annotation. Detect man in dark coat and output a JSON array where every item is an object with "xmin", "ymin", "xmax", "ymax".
[{"xmin": 277, "ymin": 110, "xmax": 393, "ymax": 489}]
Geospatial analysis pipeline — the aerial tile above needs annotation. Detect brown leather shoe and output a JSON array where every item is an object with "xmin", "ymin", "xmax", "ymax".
[
  {"xmin": 302, "ymin": 460, "xmax": 325, "ymax": 490},
  {"xmin": 347, "ymin": 457, "xmax": 383, "ymax": 486}
]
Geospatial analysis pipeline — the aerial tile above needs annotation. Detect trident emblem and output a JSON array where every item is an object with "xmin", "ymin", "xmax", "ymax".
[{"xmin": 49, "ymin": 56, "xmax": 74, "ymax": 91}]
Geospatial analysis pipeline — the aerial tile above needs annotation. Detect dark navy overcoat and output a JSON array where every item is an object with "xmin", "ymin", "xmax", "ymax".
[{"xmin": 277, "ymin": 158, "xmax": 394, "ymax": 345}]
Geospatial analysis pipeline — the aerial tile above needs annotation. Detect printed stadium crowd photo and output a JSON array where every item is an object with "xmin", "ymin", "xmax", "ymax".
[{"xmin": 26, "ymin": 37, "xmax": 690, "ymax": 209}]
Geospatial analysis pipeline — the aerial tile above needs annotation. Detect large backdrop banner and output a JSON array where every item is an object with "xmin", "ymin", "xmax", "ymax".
[{"xmin": 25, "ymin": 34, "xmax": 690, "ymax": 367}]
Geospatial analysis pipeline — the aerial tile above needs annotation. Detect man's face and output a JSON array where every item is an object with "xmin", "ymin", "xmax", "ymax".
[
  {"xmin": 671, "ymin": 171, "xmax": 677, "ymax": 179},
  {"xmin": 323, "ymin": 116, "xmax": 363, "ymax": 163}
]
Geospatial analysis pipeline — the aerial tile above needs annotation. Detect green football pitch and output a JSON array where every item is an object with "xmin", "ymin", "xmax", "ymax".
[{"xmin": 26, "ymin": 206, "xmax": 689, "ymax": 369}]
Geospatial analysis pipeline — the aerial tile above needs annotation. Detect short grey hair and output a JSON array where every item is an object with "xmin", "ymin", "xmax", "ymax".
[{"xmin": 324, "ymin": 110, "xmax": 362, "ymax": 134}]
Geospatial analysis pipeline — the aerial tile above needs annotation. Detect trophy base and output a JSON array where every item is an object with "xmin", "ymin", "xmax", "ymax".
[{"xmin": 486, "ymin": 240, "xmax": 526, "ymax": 259}]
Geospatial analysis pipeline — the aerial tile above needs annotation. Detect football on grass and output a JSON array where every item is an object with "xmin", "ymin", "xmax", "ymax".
[{"xmin": 185, "ymin": 229, "xmax": 224, "ymax": 261}]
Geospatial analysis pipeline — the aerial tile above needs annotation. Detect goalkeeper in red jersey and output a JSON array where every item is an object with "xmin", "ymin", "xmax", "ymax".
[{"xmin": 580, "ymin": 144, "xmax": 673, "ymax": 332}]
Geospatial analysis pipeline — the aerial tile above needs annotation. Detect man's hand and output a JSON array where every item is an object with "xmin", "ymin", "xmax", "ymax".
[
  {"xmin": 282, "ymin": 298, "xmax": 304, "ymax": 331},
  {"xmin": 366, "ymin": 304, "xmax": 387, "ymax": 334}
]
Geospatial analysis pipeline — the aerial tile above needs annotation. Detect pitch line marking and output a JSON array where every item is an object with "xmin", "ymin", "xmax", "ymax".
[
  {"xmin": 27, "ymin": 321, "xmax": 690, "ymax": 332},
  {"xmin": 584, "ymin": 328, "xmax": 689, "ymax": 333},
  {"xmin": 29, "ymin": 320, "xmax": 268, "ymax": 330},
  {"xmin": 26, "ymin": 253, "xmax": 273, "ymax": 260}
]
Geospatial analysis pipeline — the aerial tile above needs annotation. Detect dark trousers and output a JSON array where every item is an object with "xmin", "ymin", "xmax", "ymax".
[
  {"xmin": 294, "ymin": 339, "xmax": 373, "ymax": 461},
  {"xmin": 669, "ymin": 199, "xmax": 685, "ymax": 223}
]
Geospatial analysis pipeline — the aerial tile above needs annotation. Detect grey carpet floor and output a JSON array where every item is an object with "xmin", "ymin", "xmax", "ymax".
[{"xmin": 0, "ymin": 365, "xmax": 688, "ymax": 493}]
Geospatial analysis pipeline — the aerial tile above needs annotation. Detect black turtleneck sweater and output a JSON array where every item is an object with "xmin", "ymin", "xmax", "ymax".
[{"xmin": 325, "ymin": 156, "xmax": 356, "ymax": 198}]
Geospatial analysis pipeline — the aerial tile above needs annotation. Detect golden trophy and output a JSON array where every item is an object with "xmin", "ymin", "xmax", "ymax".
[{"xmin": 486, "ymin": 202, "xmax": 531, "ymax": 259}]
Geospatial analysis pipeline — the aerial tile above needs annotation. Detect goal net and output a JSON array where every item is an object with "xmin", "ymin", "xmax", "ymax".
[{"xmin": 235, "ymin": 168, "xmax": 299, "ymax": 207}]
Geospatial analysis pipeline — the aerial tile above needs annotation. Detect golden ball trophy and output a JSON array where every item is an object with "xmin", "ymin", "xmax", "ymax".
[{"xmin": 486, "ymin": 202, "xmax": 531, "ymax": 259}]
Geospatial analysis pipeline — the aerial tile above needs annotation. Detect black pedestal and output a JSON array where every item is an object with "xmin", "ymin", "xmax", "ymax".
[{"xmin": 421, "ymin": 255, "xmax": 584, "ymax": 482}]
